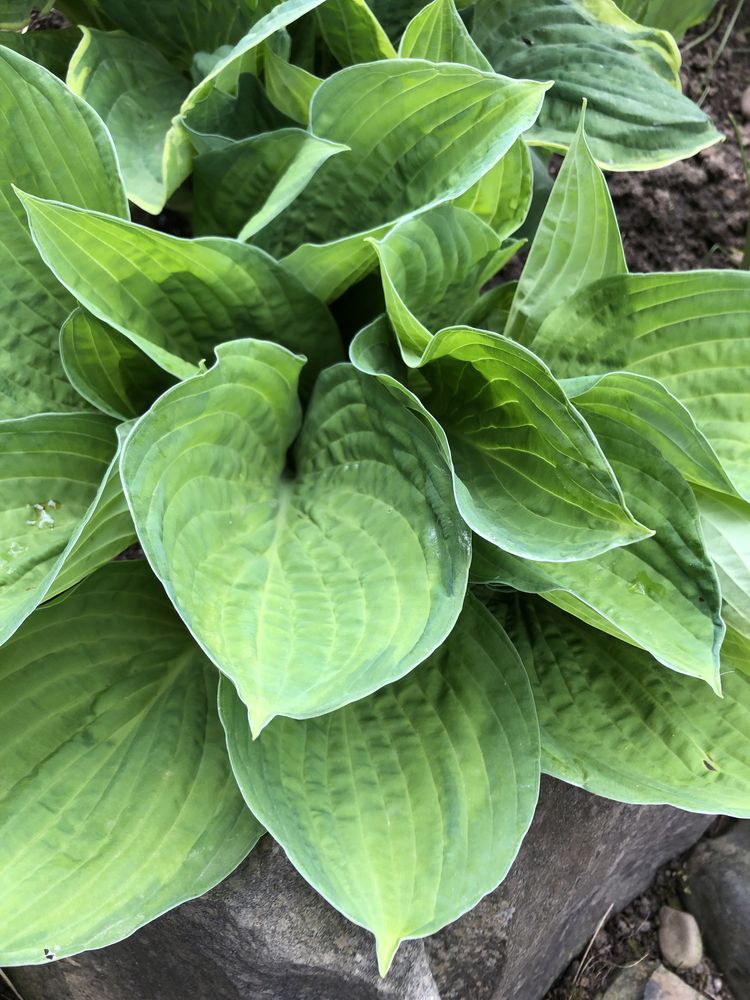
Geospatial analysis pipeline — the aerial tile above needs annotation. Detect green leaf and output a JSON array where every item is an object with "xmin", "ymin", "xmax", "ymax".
[
  {"xmin": 399, "ymin": 0, "xmax": 491, "ymax": 70},
  {"xmin": 66, "ymin": 0, "xmax": 258, "ymax": 70},
  {"xmin": 474, "ymin": 411, "xmax": 724, "ymax": 689},
  {"xmin": 616, "ymin": 0, "xmax": 719, "ymax": 40},
  {"xmin": 462, "ymin": 281, "xmax": 517, "ymax": 335},
  {"xmin": 453, "ymin": 138, "xmax": 533, "ymax": 240},
  {"xmin": 471, "ymin": 0, "xmax": 722, "ymax": 169},
  {"xmin": 122, "ymin": 339, "xmax": 471, "ymax": 734},
  {"xmin": 262, "ymin": 39, "xmax": 322, "ymax": 123},
  {"xmin": 317, "ymin": 0, "xmax": 397, "ymax": 65},
  {"xmin": 532, "ymin": 270, "xmax": 750, "ymax": 499},
  {"xmin": 371, "ymin": 205, "xmax": 512, "ymax": 360},
  {"xmin": 506, "ymin": 111, "xmax": 626, "ymax": 346},
  {"xmin": 66, "ymin": 29, "xmax": 193, "ymax": 214},
  {"xmin": 0, "ymin": 0, "xmax": 51, "ymax": 28},
  {"xmin": 193, "ymin": 128, "xmax": 348, "ymax": 240},
  {"xmin": 0, "ymin": 560, "xmax": 262, "ymax": 965},
  {"xmin": 220, "ymin": 593, "xmax": 539, "ymax": 973},
  {"xmin": 564, "ymin": 372, "xmax": 737, "ymax": 498},
  {"xmin": 182, "ymin": 72, "xmax": 296, "ymax": 153},
  {"xmin": 697, "ymin": 488, "xmax": 750, "ymax": 642},
  {"xmin": 495, "ymin": 594, "xmax": 750, "ymax": 817},
  {"xmin": 60, "ymin": 309, "xmax": 176, "ymax": 421},
  {"xmin": 0, "ymin": 27, "xmax": 81, "ymax": 77},
  {"xmin": 0, "ymin": 46, "xmax": 127, "ymax": 419},
  {"xmin": 0, "ymin": 412, "xmax": 121, "ymax": 646},
  {"xmin": 255, "ymin": 59, "xmax": 549, "ymax": 300},
  {"xmin": 18, "ymin": 193, "xmax": 344, "ymax": 384}
]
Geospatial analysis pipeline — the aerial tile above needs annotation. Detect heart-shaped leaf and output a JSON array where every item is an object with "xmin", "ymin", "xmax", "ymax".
[
  {"xmin": 220, "ymin": 593, "xmax": 539, "ymax": 973},
  {"xmin": 122, "ymin": 339, "xmax": 470, "ymax": 734},
  {"xmin": 0, "ymin": 560, "xmax": 262, "ymax": 966}
]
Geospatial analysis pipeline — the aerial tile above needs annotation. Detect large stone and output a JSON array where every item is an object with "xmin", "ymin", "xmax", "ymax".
[
  {"xmin": 643, "ymin": 964, "xmax": 703, "ymax": 1000},
  {"xmin": 684, "ymin": 820, "xmax": 750, "ymax": 1000},
  {"xmin": 658, "ymin": 906, "xmax": 703, "ymax": 970},
  {"xmin": 8, "ymin": 778, "xmax": 713, "ymax": 1000}
]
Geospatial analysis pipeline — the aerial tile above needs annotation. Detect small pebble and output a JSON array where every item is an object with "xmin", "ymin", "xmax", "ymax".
[{"xmin": 658, "ymin": 906, "xmax": 703, "ymax": 970}]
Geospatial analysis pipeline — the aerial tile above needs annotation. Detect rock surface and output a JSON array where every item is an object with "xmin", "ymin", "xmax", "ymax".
[
  {"xmin": 602, "ymin": 961, "xmax": 658, "ymax": 999},
  {"xmin": 658, "ymin": 907, "xmax": 703, "ymax": 970},
  {"xmin": 643, "ymin": 964, "xmax": 704, "ymax": 1000},
  {"xmin": 685, "ymin": 820, "xmax": 750, "ymax": 1000},
  {"xmin": 9, "ymin": 777, "xmax": 713, "ymax": 1000}
]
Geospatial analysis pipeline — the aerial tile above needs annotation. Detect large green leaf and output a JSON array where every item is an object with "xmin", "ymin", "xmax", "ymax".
[
  {"xmin": 316, "ymin": 0, "xmax": 397, "ymax": 64},
  {"xmin": 474, "ymin": 411, "xmax": 724, "ymax": 689},
  {"xmin": 697, "ymin": 489, "xmax": 750, "ymax": 642},
  {"xmin": 617, "ymin": 0, "xmax": 719, "ymax": 40},
  {"xmin": 122, "ymin": 339, "xmax": 470, "ymax": 735},
  {"xmin": 399, "ymin": 0, "xmax": 491, "ymax": 70},
  {"xmin": 471, "ymin": 0, "xmax": 721, "ymax": 169},
  {"xmin": 0, "ymin": 560, "xmax": 262, "ymax": 965},
  {"xmin": 254, "ymin": 59, "xmax": 549, "ymax": 300},
  {"xmin": 532, "ymin": 270, "xmax": 750, "ymax": 499},
  {"xmin": 66, "ymin": 29, "xmax": 193, "ymax": 214},
  {"xmin": 564, "ymin": 372, "xmax": 737, "ymax": 498},
  {"xmin": 0, "ymin": 46, "xmax": 127, "ymax": 419},
  {"xmin": 495, "ymin": 595, "xmax": 750, "ymax": 816},
  {"xmin": 0, "ymin": 412, "xmax": 125, "ymax": 646},
  {"xmin": 352, "ymin": 318, "xmax": 648, "ymax": 562},
  {"xmin": 506, "ymin": 112, "xmax": 626, "ymax": 346},
  {"xmin": 60, "ymin": 309, "xmax": 176, "ymax": 421},
  {"xmin": 220, "ymin": 593, "xmax": 539, "ymax": 973},
  {"xmin": 18, "ymin": 193, "xmax": 343, "ymax": 383},
  {"xmin": 193, "ymin": 129, "xmax": 348, "ymax": 240}
]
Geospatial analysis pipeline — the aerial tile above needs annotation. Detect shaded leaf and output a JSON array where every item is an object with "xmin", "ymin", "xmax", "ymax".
[
  {"xmin": 317, "ymin": 0, "xmax": 397, "ymax": 65},
  {"xmin": 0, "ymin": 560, "xmax": 262, "ymax": 965},
  {"xmin": 220, "ymin": 593, "xmax": 539, "ymax": 973},
  {"xmin": 494, "ymin": 594, "xmax": 750, "ymax": 817},
  {"xmin": 0, "ymin": 45, "xmax": 127, "ymax": 418}
]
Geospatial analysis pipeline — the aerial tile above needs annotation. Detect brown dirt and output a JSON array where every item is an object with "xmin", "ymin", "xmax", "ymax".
[{"xmin": 609, "ymin": 4, "xmax": 750, "ymax": 272}]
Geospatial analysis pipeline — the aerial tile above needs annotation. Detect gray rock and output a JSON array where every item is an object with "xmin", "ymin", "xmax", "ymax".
[
  {"xmin": 602, "ymin": 960, "xmax": 657, "ymax": 1000},
  {"xmin": 643, "ymin": 964, "xmax": 703, "ymax": 1000},
  {"xmin": 684, "ymin": 820, "xmax": 750, "ymax": 1000},
  {"xmin": 8, "ymin": 777, "xmax": 713, "ymax": 1000},
  {"xmin": 658, "ymin": 906, "xmax": 703, "ymax": 970}
]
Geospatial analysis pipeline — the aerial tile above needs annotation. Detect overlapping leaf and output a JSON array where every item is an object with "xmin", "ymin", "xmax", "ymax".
[
  {"xmin": 316, "ymin": 0, "xmax": 397, "ymax": 64},
  {"xmin": 0, "ymin": 413, "xmax": 137, "ymax": 646},
  {"xmin": 19, "ymin": 193, "xmax": 343, "ymax": 383},
  {"xmin": 532, "ymin": 270, "xmax": 750, "ymax": 499},
  {"xmin": 617, "ymin": 0, "xmax": 720, "ymax": 40},
  {"xmin": 60, "ymin": 309, "xmax": 176, "ymax": 421},
  {"xmin": 399, "ymin": 0, "xmax": 491, "ymax": 70},
  {"xmin": 471, "ymin": 0, "xmax": 721, "ymax": 169},
  {"xmin": 474, "ymin": 409, "xmax": 724, "ymax": 689},
  {"xmin": 0, "ymin": 46, "xmax": 127, "ymax": 418},
  {"xmin": 253, "ymin": 59, "xmax": 549, "ymax": 299},
  {"xmin": 495, "ymin": 595, "xmax": 750, "ymax": 817},
  {"xmin": 66, "ymin": 29, "xmax": 193, "ymax": 213},
  {"xmin": 0, "ymin": 561, "xmax": 262, "ymax": 966},
  {"xmin": 122, "ymin": 339, "xmax": 470, "ymax": 734},
  {"xmin": 697, "ymin": 489, "xmax": 750, "ymax": 641},
  {"xmin": 505, "ymin": 112, "xmax": 627, "ymax": 346},
  {"xmin": 220, "ymin": 594, "xmax": 539, "ymax": 973}
]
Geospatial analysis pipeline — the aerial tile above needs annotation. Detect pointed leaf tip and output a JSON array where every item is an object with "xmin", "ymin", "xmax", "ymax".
[{"xmin": 375, "ymin": 932, "xmax": 402, "ymax": 977}]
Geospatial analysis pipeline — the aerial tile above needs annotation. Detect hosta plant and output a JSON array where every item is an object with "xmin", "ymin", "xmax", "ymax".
[{"xmin": 0, "ymin": 0, "xmax": 748, "ymax": 978}]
